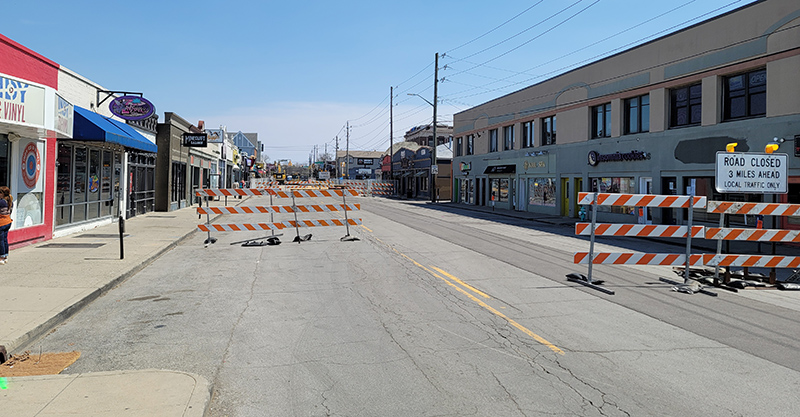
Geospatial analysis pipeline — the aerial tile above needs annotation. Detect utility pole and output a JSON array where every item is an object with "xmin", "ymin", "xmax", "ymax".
[
  {"xmin": 346, "ymin": 121, "xmax": 350, "ymax": 179},
  {"xmin": 390, "ymin": 86, "xmax": 394, "ymax": 183},
  {"xmin": 335, "ymin": 135, "xmax": 339, "ymax": 178},
  {"xmin": 431, "ymin": 52, "xmax": 439, "ymax": 203}
]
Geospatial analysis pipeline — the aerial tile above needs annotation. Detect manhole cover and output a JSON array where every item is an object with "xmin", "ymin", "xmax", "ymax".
[
  {"xmin": 38, "ymin": 243, "xmax": 106, "ymax": 249},
  {"xmin": 74, "ymin": 234, "xmax": 130, "ymax": 238}
]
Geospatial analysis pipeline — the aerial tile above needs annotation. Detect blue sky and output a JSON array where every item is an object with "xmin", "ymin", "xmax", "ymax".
[{"xmin": 6, "ymin": 0, "xmax": 756, "ymax": 164}]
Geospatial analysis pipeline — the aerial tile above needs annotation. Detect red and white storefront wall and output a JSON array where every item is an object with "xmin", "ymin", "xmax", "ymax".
[{"xmin": 0, "ymin": 34, "xmax": 71, "ymax": 249}]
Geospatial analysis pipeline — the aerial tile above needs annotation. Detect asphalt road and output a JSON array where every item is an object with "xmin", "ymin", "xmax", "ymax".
[{"xmin": 28, "ymin": 196, "xmax": 800, "ymax": 416}]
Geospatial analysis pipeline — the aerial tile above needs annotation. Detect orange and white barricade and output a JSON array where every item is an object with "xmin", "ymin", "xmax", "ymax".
[
  {"xmin": 574, "ymin": 191, "xmax": 800, "ymax": 291},
  {"xmin": 195, "ymin": 187, "xmax": 362, "ymax": 244}
]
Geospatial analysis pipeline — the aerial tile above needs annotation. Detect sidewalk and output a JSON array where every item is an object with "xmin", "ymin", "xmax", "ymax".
[{"xmin": 0, "ymin": 198, "xmax": 234, "ymax": 417}]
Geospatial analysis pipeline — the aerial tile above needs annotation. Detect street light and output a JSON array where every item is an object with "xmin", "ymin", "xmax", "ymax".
[{"xmin": 407, "ymin": 93, "xmax": 438, "ymax": 202}]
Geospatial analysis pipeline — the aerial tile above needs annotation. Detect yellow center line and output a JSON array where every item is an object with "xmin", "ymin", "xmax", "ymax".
[
  {"xmin": 385, "ymin": 246, "xmax": 564, "ymax": 355},
  {"xmin": 361, "ymin": 225, "xmax": 373, "ymax": 233},
  {"xmin": 430, "ymin": 266, "xmax": 490, "ymax": 299}
]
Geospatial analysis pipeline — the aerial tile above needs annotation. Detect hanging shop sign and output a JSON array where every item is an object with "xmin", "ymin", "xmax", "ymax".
[
  {"xmin": 0, "ymin": 74, "xmax": 45, "ymax": 127},
  {"xmin": 183, "ymin": 133, "xmax": 208, "ymax": 147},
  {"xmin": 715, "ymin": 151, "xmax": 787, "ymax": 193},
  {"xmin": 108, "ymin": 95, "xmax": 156, "ymax": 121},
  {"xmin": 587, "ymin": 150, "xmax": 650, "ymax": 166},
  {"xmin": 206, "ymin": 128, "xmax": 224, "ymax": 143}
]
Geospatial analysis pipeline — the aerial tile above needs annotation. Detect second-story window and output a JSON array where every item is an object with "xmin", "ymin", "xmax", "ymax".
[
  {"xmin": 670, "ymin": 83, "xmax": 702, "ymax": 128},
  {"xmin": 522, "ymin": 121, "xmax": 534, "ymax": 148},
  {"xmin": 724, "ymin": 69, "xmax": 766, "ymax": 121},
  {"xmin": 455, "ymin": 137, "xmax": 463, "ymax": 157},
  {"xmin": 592, "ymin": 103, "xmax": 611, "ymax": 138},
  {"xmin": 624, "ymin": 94, "xmax": 649, "ymax": 134},
  {"xmin": 489, "ymin": 129, "xmax": 498, "ymax": 153},
  {"xmin": 503, "ymin": 125, "xmax": 514, "ymax": 150},
  {"xmin": 466, "ymin": 134, "xmax": 474, "ymax": 155},
  {"xmin": 542, "ymin": 116, "xmax": 556, "ymax": 145}
]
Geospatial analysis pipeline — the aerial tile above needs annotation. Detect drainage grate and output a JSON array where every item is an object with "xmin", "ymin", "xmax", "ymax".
[
  {"xmin": 38, "ymin": 243, "xmax": 106, "ymax": 249},
  {"xmin": 147, "ymin": 215, "xmax": 176, "ymax": 218},
  {"xmin": 74, "ymin": 234, "xmax": 130, "ymax": 238}
]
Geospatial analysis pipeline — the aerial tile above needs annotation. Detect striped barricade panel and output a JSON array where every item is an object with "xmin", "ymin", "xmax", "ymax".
[
  {"xmin": 703, "ymin": 254, "xmax": 800, "ymax": 268},
  {"xmin": 578, "ymin": 193, "xmax": 707, "ymax": 208},
  {"xmin": 197, "ymin": 204, "xmax": 361, "ymax": 215},
  {"xmin": 575, "ymin": 223, "xmax": 703, "ymax": 238},
  {"xmin": 291, "ymin": 189, "xmax": 359, "ymax": 198},
  {"xmin": 198, "ymin": 218, "xmax": 362, "ymax": 232},
  {"xmin": 705, "ymin": 227, "xmax": 800, "ymax": 242},
  {"xmin": 574, "ymin": 252, "xmax": 706, "ymax": 266},
  {"xmin": 196, "ymin": 188, "xmax": 280, "ymax": 197},
  {"xmin": 706, "ymin": 201, "xmax": 800, "ymax": 216}
]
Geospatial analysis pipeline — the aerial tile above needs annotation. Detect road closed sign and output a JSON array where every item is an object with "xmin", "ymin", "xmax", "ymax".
[{"xmin": 715, "ymin": 151, "xmax": 787, "ymax": 193}]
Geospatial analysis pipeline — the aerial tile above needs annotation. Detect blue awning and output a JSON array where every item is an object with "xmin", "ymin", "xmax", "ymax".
[{"xmin": 71, "ymin": 106, "xmax": 157, "ymax": 153}]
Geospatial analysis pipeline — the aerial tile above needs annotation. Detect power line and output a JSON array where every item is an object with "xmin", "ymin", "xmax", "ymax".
[
  {"xmin": 452, "ymin": 20, "xmax": 800, "ymax": 126},
  {"xmin": 446, "ymin": 0, "xmax": 600, "ymax": 79},
  {"xmin": 444, "ymin": 1, "xmax": 545, "ymax": 55},
  {"xmin": 446, "ymin": 0, "xmax": 741, "ymax": 100}
]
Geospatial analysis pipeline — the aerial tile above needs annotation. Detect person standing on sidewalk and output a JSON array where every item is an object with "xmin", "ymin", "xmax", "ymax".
[{"xmin": 0, "ymin": 186, "xmax": 12, "ymax": 265}]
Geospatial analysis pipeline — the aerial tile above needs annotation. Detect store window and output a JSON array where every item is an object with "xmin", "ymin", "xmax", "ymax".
[
  {"xmin": 0, "ymin": 134, "xmax": 9, "ymax": 187},
  {"xmin": 459, "ymin": 178, "xmax": 474, "ymax": 204},
  {"xmin": 56, "ymin": 144, "xmax": 72, "ymax": 225},
  {"xmin": 542, "ymin": 116, "xmax": 556, "ymax": 145},
  {"xmin": 56, "ymin": 143, "xmax": 120, "ymax": 227},
  {"xmin": 490, "ymin": 178, "xmax": 509, "ymax": 202},
  {"xmin": 489, "ymin": 129, "xmax": 498, "ymax": 153},
  {"xmin": 723, "ymin": 69, "xmax": 766, "ymax": 121},
  {"xmin": 466, "ymin": 134, "xmax": 474, "ymax": 155},
  {"xmin": 625, "ymin": 95, "xmax": 649, "ymax": 134},
  {"xmin": 528, "ymin": 177, "xmax": 556, "ymax": 207},
  {"xmin": 592, "ymin": 103, "xmax": 611, "ymax": 138},
  {"xmin": 590, "ymin": 177, "xmax": 636, "ymax": 214},
  {"xmin": 522, "ymin": 121, "xmax": 534, "ymax": 148},
  {"xmin": 503, "ymin": 125, "xmax": 514, "ymax": 150},
  {"xmin": 172, "ymin": 162, "xmax": 187, "ymax": 204},
  {"xmin": 670, "ymin": 83, "xmax": 702, "ymax": 128}
]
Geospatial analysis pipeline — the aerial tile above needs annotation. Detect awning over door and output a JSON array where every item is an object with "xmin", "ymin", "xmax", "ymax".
[
  {"xmin": 70, "ymin": 106, "xmax": 157, "ymax": 153},
  {"xmin": 484, "ymin": 164, "xmax": 516, "ymax": 174}
]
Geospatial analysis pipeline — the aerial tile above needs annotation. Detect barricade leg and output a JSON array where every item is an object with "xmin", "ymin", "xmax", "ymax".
[{"xmin": 341, "ymin": 188, "xmax": 359, "ymax": 242}]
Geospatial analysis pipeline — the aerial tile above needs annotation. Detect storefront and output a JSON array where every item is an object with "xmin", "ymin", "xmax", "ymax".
[
  {"xmin": 0, "ymin": 65, "xmax": 60, "ymax": 248},
  {"xmin": 55, "ymin": 106, "xmax": 156, "ymax": 233}
]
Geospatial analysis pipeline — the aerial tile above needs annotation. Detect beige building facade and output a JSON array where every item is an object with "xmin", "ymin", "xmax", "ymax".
[{"xmin": 453, "ymin": 0, "xmax": 800, "ymax": 230}]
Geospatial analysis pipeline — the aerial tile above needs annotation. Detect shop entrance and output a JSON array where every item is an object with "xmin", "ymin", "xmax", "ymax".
[
  {"xmin": 127, "ymin": 153, "xmax": 155, "ymax": 218},
  {"xmin": 573, "ymin": 177, "xmax": 583, "ymax": 218},
  {"xmin": 639, "ymin": 177, "xmax": 653, "ymax": 224},
  {"xmin": 560, "ymin": 178, "xmax": 570, "ymax": 216}
]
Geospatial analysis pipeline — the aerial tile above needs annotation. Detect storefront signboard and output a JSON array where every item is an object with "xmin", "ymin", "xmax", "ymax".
[
  {"xmin": 715, "ymin": 151, "xmax": 787, "ymax": 193},
  {"xmin": 0, "ymin": 74, "xmax": 45, "ymax": 127},
  {"xmin": 108, "ymin": 95, "xmax": 155, "ymax": 121},
  {"xmin": 55, "ymin": 94, "xmax": 74, "ymax": 137},
  {"xmin": 183, "ymin": 133, "xmax": 208, "ymax": 147},
  {"xmin": 587, "ymin": 150, "xmax": 650, "ymax": 166}
]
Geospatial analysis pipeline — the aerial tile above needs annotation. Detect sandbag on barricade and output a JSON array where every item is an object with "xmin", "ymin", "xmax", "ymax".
[{"xmin": 777, "ymin": 282, "xmax": 800, "ymax": 291}]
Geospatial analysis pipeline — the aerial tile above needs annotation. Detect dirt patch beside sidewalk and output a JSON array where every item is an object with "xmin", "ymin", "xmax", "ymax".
[{"xmin": 0, "ymin": 351, "xmax": 80, "ymax": 377}]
